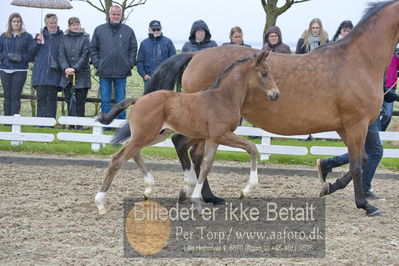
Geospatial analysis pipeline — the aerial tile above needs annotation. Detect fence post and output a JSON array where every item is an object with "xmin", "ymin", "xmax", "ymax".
[
  {"xmin": 91, "ymin": 126, "xmax": 104, "ymax": 152},
  {"xmin": 11, "ymin": 114, "xmax": 22, "ymax": 146},
  {"xmin": 260, "ymin": 136, "xmax": 271, "ymax": 160}
]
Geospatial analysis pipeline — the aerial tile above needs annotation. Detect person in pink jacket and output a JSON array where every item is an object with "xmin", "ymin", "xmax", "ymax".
[{"xmin": 380, "ymin": 50, "xmax": 399, "ymax": 131}]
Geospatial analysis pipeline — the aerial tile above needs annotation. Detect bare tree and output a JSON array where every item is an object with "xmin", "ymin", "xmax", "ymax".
[
  {"xmin": 73, "ymin": 0, "xmax": 147, "ymax": 22},
  {"xmin": 261, "ymin": 0, "xmax": 311, "ymax": 38}
]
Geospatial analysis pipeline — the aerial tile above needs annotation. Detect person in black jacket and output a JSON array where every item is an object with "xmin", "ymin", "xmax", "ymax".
[
  {"xmin": 90, "ymin": 5, "xmax": 137, "ymax": 120},
  {"xmin": 31, "ymin": 13, "xmax": 63, "ymax": 119},
  {"xmin": 182, "ymin": 20, "xmax": 217, "ymax": 52},
  {"xmin": 58, "ymin": 17, "xmax": 91, "ymax": 121},
  {"xmin": 0, "ymin": 13, "xmax": 33, "ymax": 116}
]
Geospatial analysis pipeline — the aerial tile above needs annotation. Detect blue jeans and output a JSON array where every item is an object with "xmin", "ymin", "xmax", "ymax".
[
  {"xmin": 325, "ymin": 120, "xmax": 383, "ymax": 192},
  {"xmin": 99, "ymin": 77, "xmax": 127, "ymax": 119}
]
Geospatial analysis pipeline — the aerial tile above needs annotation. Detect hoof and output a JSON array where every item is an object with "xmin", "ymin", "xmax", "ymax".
[
  {"xmin": 203, "ymin": 196, "xmax": 226, "ymax": 206},
  {"xmin": 143, "ymin": 194, "xmax": 149, "ymax": 200},
  {"xmin": 98, "ymin": 208, "xmax": 107, "ymax": 215},
  {"xmin": 240, "ymin": 191, "xmax": 245, "ymax": 199},
  {"xmin": 178, "ymin": 189, "xmax": 188, "ymax": 203},
  {"xmin": 367, "ymin": 209, "xmax": 383, "ymax": 217},
  {"xmin": 319, "ymin": 183, "xmax": 330, "ymax": 197}
]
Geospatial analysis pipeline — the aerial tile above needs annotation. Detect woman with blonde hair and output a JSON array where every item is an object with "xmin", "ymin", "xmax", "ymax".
[
  {"xmin": 296, "ymin": 18, "xmax": 328, "ymax": 54},
  {"xmin": 0, "ymin": 13, "xmax": 33, "ymax": 116}
]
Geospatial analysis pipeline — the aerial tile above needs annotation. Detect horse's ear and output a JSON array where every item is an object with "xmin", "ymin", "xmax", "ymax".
[{"xmin": 257, "ymin": 50, "xmax": 270, "ymax": 64}]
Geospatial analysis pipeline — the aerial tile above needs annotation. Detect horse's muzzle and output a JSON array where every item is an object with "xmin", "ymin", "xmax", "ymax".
[{"xmin": 267, "ymin": 89, "xmax": 280, "ymax": 101}]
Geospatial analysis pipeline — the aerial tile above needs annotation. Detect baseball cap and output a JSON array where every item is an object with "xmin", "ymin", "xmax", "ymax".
[{"xmin": 149, "ymin": 20, "xmax": 161, "ymax": 30}]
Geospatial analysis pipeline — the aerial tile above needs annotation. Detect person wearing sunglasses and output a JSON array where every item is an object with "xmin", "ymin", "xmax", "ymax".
[{"xmin": 137, "ymin": 20, "xmax": 176, "ymax": 94}]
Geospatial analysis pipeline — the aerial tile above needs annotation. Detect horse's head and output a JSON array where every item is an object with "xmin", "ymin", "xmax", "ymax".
[{"xmin": 250, "ymin": 50, "xmax": 280, "ymax": 101}]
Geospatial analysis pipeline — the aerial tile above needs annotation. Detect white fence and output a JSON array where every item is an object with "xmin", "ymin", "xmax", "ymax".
[{"xmin": 1, "ymin": 115, "xmax": 399, "ymax": 160}]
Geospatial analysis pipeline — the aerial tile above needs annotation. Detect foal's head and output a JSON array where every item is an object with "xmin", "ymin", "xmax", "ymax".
[{"xmin": 248, "ymin": 50, "xmax": 280, "ymax": 101}]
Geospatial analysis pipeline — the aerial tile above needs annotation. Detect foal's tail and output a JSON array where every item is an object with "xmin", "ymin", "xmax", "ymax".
[
  {"xmin": 144, "ymin": 52, "xmax": 195, "ymax": 94},
  {"xmin": 96, "ymin": 98, "xmax": 137, "ymax": 146},
  {"xmin": 96, "ymin": 98, "xmax": 137, "ymax": 125}
]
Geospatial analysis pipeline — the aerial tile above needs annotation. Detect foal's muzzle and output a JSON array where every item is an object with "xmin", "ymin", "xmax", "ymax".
[{"xmin": 267, "ymin": 89, "xmax": 280, "ymax": 101}]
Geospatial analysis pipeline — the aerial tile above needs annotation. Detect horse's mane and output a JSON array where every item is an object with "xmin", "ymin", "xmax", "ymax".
[
  {"xmin": 203, "ymin": 53, "xmax": 258, "ymax": 91},
  {"xmin": 319, "ymin": 0, "xmax": 397, "ymax": 50}
]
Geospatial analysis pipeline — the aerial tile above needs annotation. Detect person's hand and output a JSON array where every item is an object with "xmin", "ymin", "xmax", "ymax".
[
  {"xmin": 144, "ymin": 75, "xmax": 151, "ymax": 80},
  {"xmin": 65, "ymin": 68, "xmax": 75, "ymax": 75},
  {"xmin": 35, "ymin": 33, "xmax": 44, "ymax": 44}
]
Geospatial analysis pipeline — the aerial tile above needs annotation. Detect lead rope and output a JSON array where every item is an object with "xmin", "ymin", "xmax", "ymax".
[{"xmin": 383, "ymin": 80, "xmax": 398, "ymax": 95}]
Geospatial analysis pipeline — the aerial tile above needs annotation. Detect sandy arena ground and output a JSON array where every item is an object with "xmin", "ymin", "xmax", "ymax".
[{"xmin": 0, "ymin": 153, "xmax": 398, "ymax": 265}]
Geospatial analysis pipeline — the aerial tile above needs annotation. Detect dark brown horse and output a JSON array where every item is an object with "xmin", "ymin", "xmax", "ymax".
[
  {"xmin": 144, "ymin": 0, "xmax": 399, "ymax": 216},
  {"xmin": 94, "ymin": 51, "xmax": 279, "ymax": 214}
]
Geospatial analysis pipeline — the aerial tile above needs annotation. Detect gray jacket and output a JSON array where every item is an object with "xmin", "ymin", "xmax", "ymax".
[{"xmin": 90, "ymin": 23, "xmax": 137, "ymax": 78}]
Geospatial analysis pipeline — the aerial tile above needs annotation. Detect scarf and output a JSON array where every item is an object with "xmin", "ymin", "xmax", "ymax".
[{"xmin": 308, "ymin": 35, "xmax": 320, "ymax": 51}]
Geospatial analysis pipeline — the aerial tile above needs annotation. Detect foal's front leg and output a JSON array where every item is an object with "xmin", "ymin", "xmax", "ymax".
[
  {"xmin": 216, "ymin": 132, "xmax": 259, "ymax": 198},
  {"xmin": 191, "ymin": 141, "xmax": 219, "ymax": 214}
]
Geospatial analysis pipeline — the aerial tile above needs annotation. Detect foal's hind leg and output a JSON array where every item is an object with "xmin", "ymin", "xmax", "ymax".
[
  {"xmin": 95, "ymin": 142, "xmax": 143, "ymax": 215},
  {"xmin": 133, "ymin": 130, "xmax": 172, "ymax": 200},
  {"xmin": 191, "ymin": 141, "xmax": 219, "ymax": 214},
  {"xmin": 215, "ymin": 132, "xmax": 259, "ymax": 198},
  {"xmin": 132, "ymin": 152, "xmax": 154, "ymax": 200}
]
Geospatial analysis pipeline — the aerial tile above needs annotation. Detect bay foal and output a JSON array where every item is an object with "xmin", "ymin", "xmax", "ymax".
[{"xmin": 95, "ymin": 50, "xmax": 280, "ymax": 214}]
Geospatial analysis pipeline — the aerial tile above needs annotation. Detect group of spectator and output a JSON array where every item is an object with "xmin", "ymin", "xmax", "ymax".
[{"xmin": 0, "ymin": 8, "xmax": 398, "ymax": 125}]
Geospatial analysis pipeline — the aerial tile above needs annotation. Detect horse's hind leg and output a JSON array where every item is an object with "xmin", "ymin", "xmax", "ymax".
[
  {"xmin": 95, "ymin": 142, "xmax": 143, "ymax": 215},
  {"xmin": 215, "ymin": 132, "xmax": 259, "ymax": 198}
]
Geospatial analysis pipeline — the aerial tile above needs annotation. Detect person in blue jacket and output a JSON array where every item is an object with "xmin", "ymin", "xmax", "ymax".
[
  {"xmin": 31, "ymin": 13, "xmax": 63, "ymax": 119},
  {"xmin": 0, "ymin": 13, "xmax": 33, "ymax": 116},
  {"xmin": 137, "ymin": 20, "xmax": 176, "ymax": 94}
]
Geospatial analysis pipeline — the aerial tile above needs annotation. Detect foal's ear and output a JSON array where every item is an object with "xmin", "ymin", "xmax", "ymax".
[{"xmin": 256, "ymin": 50, "xmax": 270, "ymax": 64}]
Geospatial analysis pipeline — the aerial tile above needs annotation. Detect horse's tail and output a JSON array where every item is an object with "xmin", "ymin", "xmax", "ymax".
[
  {"xmin": 96, "ymin": 98, "xmax": 137, "ymax": 125},
  {"xmin": 111, "ymin": 121, "xmax": 131, "ymax": 146},
  {"xmin": 144, "ymin": 52, "xmax": 195, "ymax": 94}
]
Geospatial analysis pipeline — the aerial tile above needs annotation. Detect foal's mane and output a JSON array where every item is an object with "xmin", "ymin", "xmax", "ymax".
[{"xmin": 203, "ymin": 53, "xmax": 259, "ymax": 91}]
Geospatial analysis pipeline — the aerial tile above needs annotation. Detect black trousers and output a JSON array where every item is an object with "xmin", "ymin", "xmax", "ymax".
[
  {"xmin": 35, "ymin": 85, "xmax": 59, "ymax": 118},
  {"xmin": 0, "ymin": 70, "xmax": 27, "ymax": 116},
  {"xmin": 63, "ymin": 86, "xmax": 89, "ymax": 117}
]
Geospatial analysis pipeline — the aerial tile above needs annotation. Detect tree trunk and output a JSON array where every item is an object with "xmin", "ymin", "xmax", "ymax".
[{"xmin": 260, "ymin": 0, "xmax": 311, "ymax": 41}]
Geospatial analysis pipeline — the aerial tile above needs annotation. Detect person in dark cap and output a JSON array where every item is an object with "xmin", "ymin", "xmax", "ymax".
[
  {"xmin": 182, "ymin": 19, "xmax": 217, "ymax": 52},
  {"xmin": 262, "ymin": 26, "xmax": 291, "ymax": 54},
  {"xmin": 137, "ymin": 20, "xmax": 176, "ymax": 93}
]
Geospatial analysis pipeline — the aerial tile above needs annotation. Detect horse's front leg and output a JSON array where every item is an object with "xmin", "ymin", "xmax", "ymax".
[
  {"xmin": 322, "ymin": 124, "xmax": 381, "ymax": 216},
  {"xmin": 191, "ymin": 141, "xmax": 219, "ymax": 214},
  {"xmin": 215, "ymin": 131, "xmax": 259, "ymax": 198}
]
